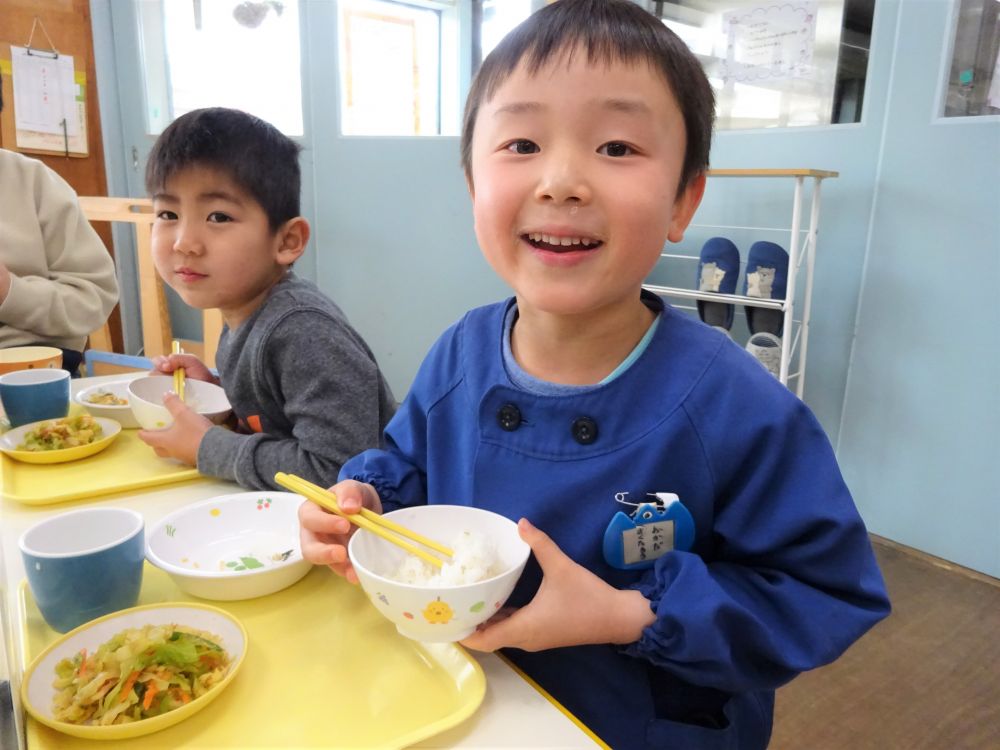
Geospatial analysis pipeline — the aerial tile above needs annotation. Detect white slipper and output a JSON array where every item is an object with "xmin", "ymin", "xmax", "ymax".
[{"xmin": 746, "ymin": 332, "xmax": 781, "ymax": 377}]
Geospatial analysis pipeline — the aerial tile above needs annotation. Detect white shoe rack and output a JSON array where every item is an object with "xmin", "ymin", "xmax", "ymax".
[{"xmin": 644, "ymin": 168, "xmax": 838, "ymax": 398}]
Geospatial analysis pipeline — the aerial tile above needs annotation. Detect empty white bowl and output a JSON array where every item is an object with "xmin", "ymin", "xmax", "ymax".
[
  {"xmin": 127, "ymin": 375, "xmax": 231, "ymax": 431},
  {"xmin": 75, "ymin": 380, "xmax": 140, "ymax": 429},
  {"xmin": 348, "ymin": 505, "xmax": 530, "ymax": 642},
  {"xmin": 146, "ymin": 491, "xmax": 312, "ymax": 601}
]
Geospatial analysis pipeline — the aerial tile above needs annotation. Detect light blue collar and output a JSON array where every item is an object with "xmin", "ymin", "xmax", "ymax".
[{"xmin": 502, "ymin": 303, "xmax": 661, "ymax": 395}]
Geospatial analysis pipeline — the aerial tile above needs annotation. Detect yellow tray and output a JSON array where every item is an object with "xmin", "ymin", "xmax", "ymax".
[
  {"xmin": 19, "ymin": 564, "xmax": 486, "ymax": 749},
  {"xmin": 1, "ymin": 428, "xmax": 202, "ymax": 505}
]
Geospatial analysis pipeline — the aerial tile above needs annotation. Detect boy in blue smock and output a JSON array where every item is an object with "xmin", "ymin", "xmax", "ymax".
[{"xmin": 299, "ymin": 2, "xmax": 890, "ymax": 747}]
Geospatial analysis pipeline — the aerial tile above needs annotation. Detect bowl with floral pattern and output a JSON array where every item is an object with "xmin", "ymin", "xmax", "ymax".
[
  {"xmin": 146, "ymin": 491, "xmax": 311, "ymax": 601},
  {"xmin": 348, "ymin": 505, "xmax": 530, "ymax": 642}
]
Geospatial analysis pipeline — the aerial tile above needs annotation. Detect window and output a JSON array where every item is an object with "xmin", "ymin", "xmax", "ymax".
[
  {"xmin": 943, "ymin": 0, "xmax": 1000, "ymax": 117},
  {"xmin": 337, "ymin": 0, "xmax": 534, "ymax": 136},
  {"xmin": 653, "ymin": 0, "xmax": 874, "ymax": 129},
  {"xmin": 480, "ymin": 0, "xmax": 533, "ymax": 60},
  {"xmin": 338, "ymin": 0, "xmax": 459, "ymax": 136},
  {"xmin": 137, "ymin": 0, "xmax": 304, "ymax": 136}
]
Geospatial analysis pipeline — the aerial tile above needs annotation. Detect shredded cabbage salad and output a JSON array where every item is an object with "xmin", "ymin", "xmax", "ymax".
[
  {"xmin": 18, "ymin": 415, "xmax": 103, "ymax": 451},
  {"xmin": 52, "ymin": 624, "xmax": 231, "ymax": 725}
]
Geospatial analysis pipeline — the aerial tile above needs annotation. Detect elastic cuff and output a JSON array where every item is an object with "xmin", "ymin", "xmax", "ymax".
[
  {"xmin": 343, "ymin": 474, "xmax": 401, "ymax": 512},
  {"xmin": 618, "ymin": 564, "xmax": 676, "ymax": 660},
  {"xmin": 629, "ymin": 573, "xmax": 669, "ymax": 608}
]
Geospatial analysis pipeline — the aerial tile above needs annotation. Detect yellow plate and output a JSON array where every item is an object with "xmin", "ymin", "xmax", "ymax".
[
  {"xmin": 20, "ymin": 602, "xmax": 247, "ymax": 741},
  {"xmin": 0, "ymin": 417, "xmax": 121, "ymax": 464},
  {"xmin": 20, "ymin": 564, "xmax": 486, "ymax": 749}
]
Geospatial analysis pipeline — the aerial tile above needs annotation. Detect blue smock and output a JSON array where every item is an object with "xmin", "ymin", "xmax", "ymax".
[{"xmin": 342, "ymin": 295, "xmax": 890, "ymax": 750}]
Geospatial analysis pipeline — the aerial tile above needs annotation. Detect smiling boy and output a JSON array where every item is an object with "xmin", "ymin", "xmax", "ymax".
[
  {"xmin": 140, "ymin": 108, "xmax": 395, "ymax": 490},
  {"xmin": 299, "ymin": 2, "xmax": 889, "ymax": 748},
  {"xmin": 466, "ymin": 33, "xmax": 703, "ymax": 385}
]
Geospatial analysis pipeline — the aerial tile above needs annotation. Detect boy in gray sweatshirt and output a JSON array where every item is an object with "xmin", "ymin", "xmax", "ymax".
[{"xmin": 138, "ymin": 107, "xmax": 395, "ymax": 490}]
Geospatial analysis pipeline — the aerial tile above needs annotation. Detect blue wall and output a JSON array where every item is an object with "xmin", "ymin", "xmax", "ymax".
[
  {"xmin": 837, "ymin": 0, "xmax": 1000, "ymax": 577},
  {"xmin": 304, "ymin": 2, "xmax": 511, "ymax": 394}
]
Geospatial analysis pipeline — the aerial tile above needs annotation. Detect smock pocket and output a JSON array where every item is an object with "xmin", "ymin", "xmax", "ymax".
[
  {"xmin": 642, "ymin": 665, "xmax": 762, "ymax": 750},
  {"xmin": 645, "ymin": 709, "xmax": 739, "ymax": 750}
]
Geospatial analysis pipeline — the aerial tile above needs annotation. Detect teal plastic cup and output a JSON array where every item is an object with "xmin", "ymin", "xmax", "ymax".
[
  {"xmin": 19, "ymin": 508, "xmax": 144, "ymax": 633},
  {"xmin": 0, "ymin": 369, "xmax": 70, "ymax": 428}
]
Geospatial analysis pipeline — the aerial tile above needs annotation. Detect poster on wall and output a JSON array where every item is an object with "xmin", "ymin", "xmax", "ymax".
[
  {"xmin": 721, "ymin": 1, "xmax": 819, "ymax": 84},
  {"xmin": 10, "ymin": 46, "xmax": 78, "ymax": 136},
  {"xmin": 0, "ymin": 48, "xmax": 88, "ymax": 157}
]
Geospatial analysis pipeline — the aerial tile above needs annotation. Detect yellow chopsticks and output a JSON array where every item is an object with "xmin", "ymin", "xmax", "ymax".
[
  {"xmin": 275, "ymin": 472, "xmax": 453, "ymax": 569},
  {"xmin": 171, "ymin": 340, "xmax": 185, "ymax": 403}
]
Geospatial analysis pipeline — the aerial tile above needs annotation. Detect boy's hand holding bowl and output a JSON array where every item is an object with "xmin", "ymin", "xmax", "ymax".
[{"xmin": 130, "ymin": 372, "xmax": 231, "ymax": 465}]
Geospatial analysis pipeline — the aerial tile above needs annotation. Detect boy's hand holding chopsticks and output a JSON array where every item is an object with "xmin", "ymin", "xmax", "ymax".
[
  {"xmin": 297, "ymin": 478, "xmax": 384, "ymax": 585},
  {"xmin": 279, "ymin": 472, "xmax": 452, "ymax": 568},
  {"xmin": 150, "ymin": 351, "xmax": 221, "ymax": 385}
]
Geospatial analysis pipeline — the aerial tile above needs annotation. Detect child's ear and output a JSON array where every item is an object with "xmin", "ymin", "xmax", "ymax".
[
  {"xmin": 275, "ymin": 217, "xmax": 310, "ymax": 266},
  {"xmin": 666, "ymin": 172, "xmax": 707, "ymax": 244}
]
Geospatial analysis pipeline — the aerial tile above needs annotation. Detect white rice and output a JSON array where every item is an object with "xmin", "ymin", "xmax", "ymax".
[{"xmin": 388, "ymin": 530, "xmax": 501, "ymax": 586}]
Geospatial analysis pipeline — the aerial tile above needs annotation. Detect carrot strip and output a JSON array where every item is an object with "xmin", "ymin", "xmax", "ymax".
[
  {"xmin": 118, "ymin": 670, "xmax": 141, "ymax": 702},
  {"xmin": 142, "ymin": 682, "xmax": 159, "ymax": 711},
  {"xmin": 76, "ymin": 649, "xmax": 88, "ymax": 677}
]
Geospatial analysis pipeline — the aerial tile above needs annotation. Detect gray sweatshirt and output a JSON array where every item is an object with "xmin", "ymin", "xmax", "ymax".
[{"xmin": 197, "ymin": 273, "xmax": 396, "ymax": 490}]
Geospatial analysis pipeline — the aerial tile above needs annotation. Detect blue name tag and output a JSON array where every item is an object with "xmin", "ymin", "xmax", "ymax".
[{"xmin": 602, "ymin": 493, "xmax": 694, "ymax": 570}]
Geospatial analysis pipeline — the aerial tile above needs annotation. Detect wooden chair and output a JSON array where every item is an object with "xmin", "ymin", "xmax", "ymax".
[{"xmin": 79, "ymin": 196, "xmax": 223, "ymax": 374}]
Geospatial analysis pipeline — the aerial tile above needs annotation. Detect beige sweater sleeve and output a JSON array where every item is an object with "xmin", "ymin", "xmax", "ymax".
[{"xmin": 0, "ymin": 150, "xmax": 119, "ymax": 351}]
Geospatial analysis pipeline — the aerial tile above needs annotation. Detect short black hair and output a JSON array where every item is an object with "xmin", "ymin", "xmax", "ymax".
[
  {"xmin": 461, "ymin": 0, "xmax": 715, "ymax": 193},
  {"xmin": 146, "ymin": 108, "xmax": 301, "ymax": 232}
]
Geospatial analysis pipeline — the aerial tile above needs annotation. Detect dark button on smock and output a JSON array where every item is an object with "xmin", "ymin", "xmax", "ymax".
[
  {"xmin": 497, "ymin": 403, "xmax": 522, "ymax": 431},
  {"xmin": 571, "ymin": 416, "xmax": 598, "ymax": 445}
]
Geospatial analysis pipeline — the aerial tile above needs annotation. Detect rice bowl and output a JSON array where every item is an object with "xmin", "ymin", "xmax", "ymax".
[{"xmin": 349, "ymin": 505, "xmax": 530, "ymax": 642}]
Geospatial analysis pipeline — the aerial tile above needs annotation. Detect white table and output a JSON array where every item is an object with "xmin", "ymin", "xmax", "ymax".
[{"xmin": 0, "ymin": 374, "xmax": 601, "ymax": 750}]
